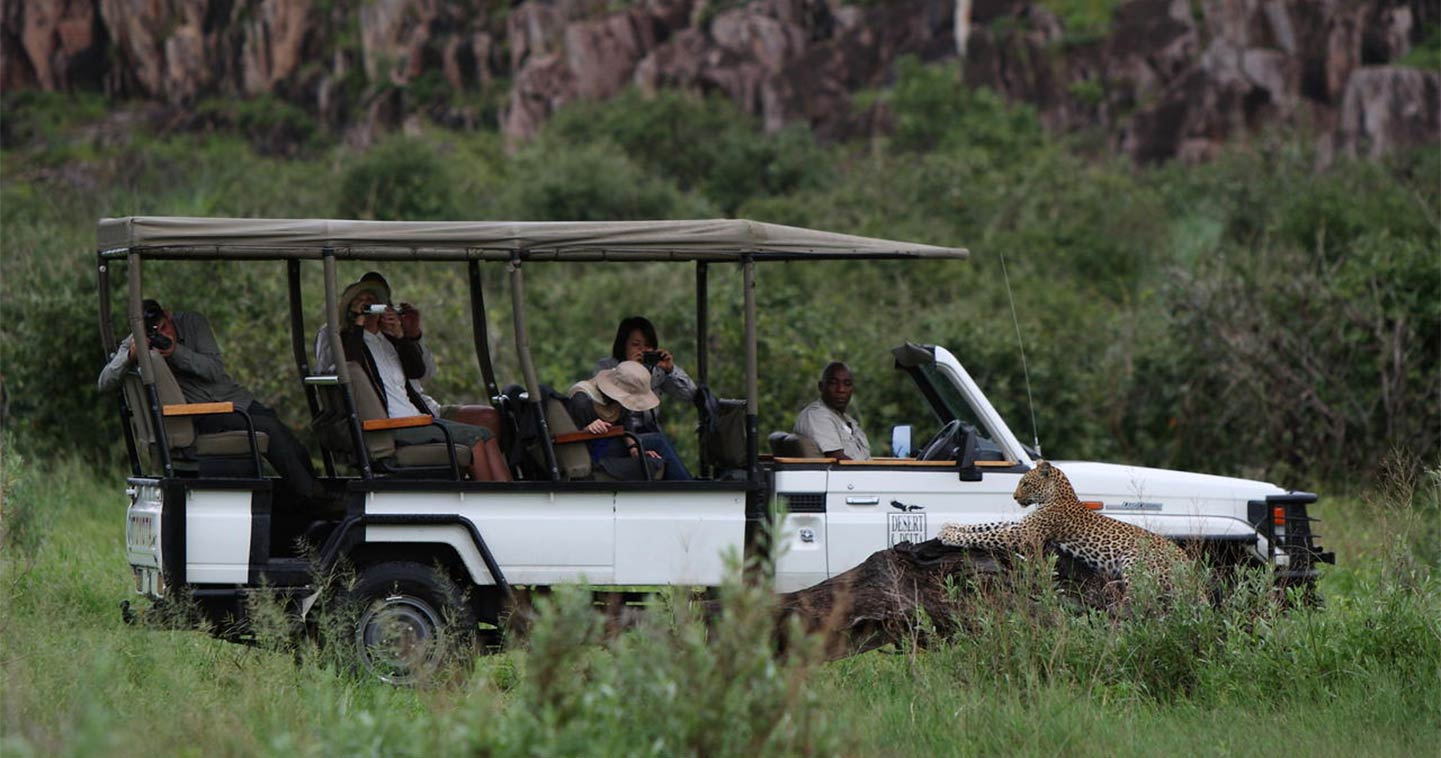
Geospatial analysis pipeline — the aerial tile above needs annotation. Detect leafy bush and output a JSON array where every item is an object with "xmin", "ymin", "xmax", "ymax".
[
  {"xmin": 498, "ymin": 138, "xmax": 714, "ymax": 220},
  {"xmin": 489, "ymin": 581, "xmax": 835, "ymax": 755},
  {"xmin": 542, "ymin": 89, "xmax": 830, "ymax": 214},
  {"xmin": 194, "ymin": 95, "xmax": 321, "ymax": 156},
  {"xmin": 336, "ymin": 135, "xmax": 460, "ymax": 220},
  {"xmin": 884, "ymin": 56, "xmax": 1044, "ymax": 155}
]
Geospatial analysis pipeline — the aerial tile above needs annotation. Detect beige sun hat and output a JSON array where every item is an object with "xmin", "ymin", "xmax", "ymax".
[
  {"xmin": 338, "ymin": 277, "xmax": 391, "ymax": 324},
  {"xmin": 594, "ymin": 361, "xmax": 660, "ymax": 413}
]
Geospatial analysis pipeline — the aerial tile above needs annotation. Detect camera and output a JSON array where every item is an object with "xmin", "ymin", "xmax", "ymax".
[
  {"xmin": 641, "ymin": 350, "xmax": 663, "ymax": 369},
  {"xmin": 142, "ymin": 302, "xmax": 172, "ymax": 351},
  {"xmin": 362, "ymin": 303, "xmax": 389, "ymax": 316}
]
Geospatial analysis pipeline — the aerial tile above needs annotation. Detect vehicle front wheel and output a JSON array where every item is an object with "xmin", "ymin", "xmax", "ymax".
[{"xmin": 343, "ymin": 561, "xmax": 476, "ymax": 685}]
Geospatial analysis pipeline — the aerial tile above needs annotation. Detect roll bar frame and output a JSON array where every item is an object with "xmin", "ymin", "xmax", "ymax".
[{"xmin": 98, "ymin": 247, "xmax": 765, "ymax": 488}]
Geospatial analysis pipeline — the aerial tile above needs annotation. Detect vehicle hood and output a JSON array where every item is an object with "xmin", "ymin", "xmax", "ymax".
[{"xmin": 1053, "ymin": 461, "xmax": 1289, "ymax": 503}]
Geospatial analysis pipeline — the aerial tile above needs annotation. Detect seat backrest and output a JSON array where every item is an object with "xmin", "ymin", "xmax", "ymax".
[
  {"xmin": 343, "ymin": 362, "xmax": 398, "ymax": 460},
  {"xmin": 148, "ymin": 353, "xmax": 196, "ymax": 449},
  {"xmin": 120, "ymin": 372, "xmax": 163, "ymax": 469},
  {"xmin": 309, "ymin": 364, "xmax": 397, "ymax": 465},
  {"xmin": 768, "ymin": 431, "xmax": 823, "ymax": 458},
  {"xmin": 694, "ymin": 385, "xmax": 747, "ymax": 469},
  {"xmin": 543, "ymin": 396, "xmax": 592, "ymax": 481}
]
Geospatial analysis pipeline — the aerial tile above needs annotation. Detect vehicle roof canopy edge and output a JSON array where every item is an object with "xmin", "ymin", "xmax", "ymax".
[{"xmin": 96, "ymin": 216, "xmax": 968, "ymax": 261}]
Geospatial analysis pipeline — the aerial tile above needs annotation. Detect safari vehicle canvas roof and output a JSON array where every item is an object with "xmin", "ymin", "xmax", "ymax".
[{"xmin": 97, "ymin": 216, "xmax": 968, "ymax": 262}]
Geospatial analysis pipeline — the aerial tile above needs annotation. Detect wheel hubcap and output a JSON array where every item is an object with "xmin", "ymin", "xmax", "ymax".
[{"xmin": 356, "ymin": 593, "xmax": 444, "ymax": 684}]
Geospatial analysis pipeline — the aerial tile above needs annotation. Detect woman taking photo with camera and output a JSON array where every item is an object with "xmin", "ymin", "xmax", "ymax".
[{"xmin": 594, "ymin": 316, "xmax": 696, "ymax": 436}]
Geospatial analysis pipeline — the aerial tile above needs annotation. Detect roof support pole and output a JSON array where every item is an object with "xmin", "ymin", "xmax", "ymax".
[
  {"xmin": 695, "ymin": 262, "xmax": 709, "ymax": 388},
  {"xmin": 324, "ymin": 249, "xmax": 372, "ymax": 479},
  {"xmin": 743, "ymin": 257, "xmax": 758, "ymax": 479},
  {"xmin": 289, "ymin": 259, "xmax": 333, "ymax": 476},
  {"xmin": 100, "ymin": 252, "xmax": 140, "ymax": 475},
  {"xmin": 128, "ymin": 252, "xmax": 173, "ymax": 477},
  {"xmin": 468, "ymin": 259, "xmax": 500, "ymax": 402},
  {"xmin": 509, "ymin": 255, "xmax": 560, "ymax": 480},
  {"xmin": 98, "ymin": 252, "xmax": 116, "ymax": 353}
]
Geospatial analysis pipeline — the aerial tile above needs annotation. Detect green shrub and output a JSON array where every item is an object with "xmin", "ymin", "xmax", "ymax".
[
  {"xmin": 336, "ymin": 135, "xmax": 460, "ymax": 220},
  {"xmin": 490, "ymin": 580, "xmax": 836, "ymax": 755},
  {"xmin": 194, "ymin": 95, "xmax": 320, "ymax": 156},
  {"xmin": 498, "ymin": 138, "xmax": 714, "ymax": 220},
  {"xmin": 886, "ymin": 56, "xmax": 1044, "ymax": 156},
  {"xmin": 542, "ymin": 89, "xmax": 831, "ymax": 214}
]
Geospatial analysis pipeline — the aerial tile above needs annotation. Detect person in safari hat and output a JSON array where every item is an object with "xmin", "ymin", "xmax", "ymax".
[
  {"xmin": 566, "ymin": 361, "xmax": 691, "ymax": 480},
  {"xmin": 315, "ymin": 274, "xmax": 510, "ymax": 481}
]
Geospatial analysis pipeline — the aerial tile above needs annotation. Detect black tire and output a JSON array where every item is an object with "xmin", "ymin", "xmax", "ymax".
[{"xmin": 343, "ymin": 560, "xmax": 476, "ymax": 685}]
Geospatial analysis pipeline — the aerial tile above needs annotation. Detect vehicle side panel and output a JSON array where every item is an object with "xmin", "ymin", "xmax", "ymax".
[
  {"xmin": 185, "ymin": 489, "xmax": 254, "ymax": 584},
  {"xmin": 773, "ymin": 470, "xmax": 829, "ymax": 593},
  {"xmin": 366, "ymin": 490, "xmax": 616, "ymax": 585},
  {"xmin": 825, "ymin": 466, "xmax": 1025, "ymax": 578},
  {"xmin": 614, "ymin": 491, "xmax": 746, "ymax": 584}
]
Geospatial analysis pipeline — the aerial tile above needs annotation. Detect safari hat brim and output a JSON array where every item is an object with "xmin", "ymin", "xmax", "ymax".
[
  {"xmin": 594, "ymin": 361, "xmax": 660, "ymax": 413},
  {"xmin": 338, "ymin": 279, "xmax": 391, "ymax": 324}
]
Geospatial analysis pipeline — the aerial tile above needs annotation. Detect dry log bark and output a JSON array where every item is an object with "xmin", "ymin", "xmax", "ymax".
[{"xmin": 774, "ymin": 539, "xmax": 1115, "ymax": 661}]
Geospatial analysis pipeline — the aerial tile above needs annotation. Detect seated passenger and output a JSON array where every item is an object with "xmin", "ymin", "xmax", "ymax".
[
  {"xmin": 567, "ymin": 361, "xmax": 693, "ymax": 481},
  {"xmin": 317, "ymin": 276, "xmax": 509, "ymax": 482},
  {"xmin": 595, "ymin": 316, "xmax": 696, "ymax": 435},
  {"xmin": 99, "ymin": 299, "xmax": 328, "ymax": 505},
  {"xmin": 794, "ymin": 361, "xmax": 871, "ymax": 460}
]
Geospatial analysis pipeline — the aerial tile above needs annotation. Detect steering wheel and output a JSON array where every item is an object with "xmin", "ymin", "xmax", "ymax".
[{"xmin": 916, "ymin": 419, "xmax": 963, "ymax": 461}]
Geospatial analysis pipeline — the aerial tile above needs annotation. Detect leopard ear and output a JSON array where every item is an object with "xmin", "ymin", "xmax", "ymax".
[{"xmin": 1036, "ymin": 459, "xmax": 1053, "ymax": 475}]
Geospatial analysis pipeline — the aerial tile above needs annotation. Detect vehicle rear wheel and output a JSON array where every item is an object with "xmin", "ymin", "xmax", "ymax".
[{"xmin": 344, "ymin": 561, "xmax": 476, "ymax": 685}]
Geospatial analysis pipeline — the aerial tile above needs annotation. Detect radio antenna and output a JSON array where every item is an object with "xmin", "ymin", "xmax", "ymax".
[{"xmin": 998, "ymin": 249, "xmax": 1042, "ymax": 458}]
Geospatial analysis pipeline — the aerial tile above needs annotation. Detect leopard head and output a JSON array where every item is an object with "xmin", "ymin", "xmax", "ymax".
[{"xmin": 1012, "ymin": 459, "xmax": 1070, "ymax": 507}]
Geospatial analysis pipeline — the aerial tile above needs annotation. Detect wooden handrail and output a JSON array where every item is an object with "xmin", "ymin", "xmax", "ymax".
[
  {"xmin": 552, "ymin": 426, "xmax": 627, "ymax": 446},
  {"xmin": 162, "ymin": 401, "xmax": 234, "ymax": 416},
  {"xmin": 362, "ymin": 415, "xmax": 434, "ymax": 431}
]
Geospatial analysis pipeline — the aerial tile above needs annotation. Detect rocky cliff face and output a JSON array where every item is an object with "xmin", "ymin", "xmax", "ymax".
[{"xmin": 3, "ymin": 0, "xmax": 1436, "ymax": 161}]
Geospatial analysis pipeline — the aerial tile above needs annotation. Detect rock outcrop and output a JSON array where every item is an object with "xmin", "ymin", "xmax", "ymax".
[{"xmin": 2, "ymin": 0, "xmax": 1435, "ymax": 161}]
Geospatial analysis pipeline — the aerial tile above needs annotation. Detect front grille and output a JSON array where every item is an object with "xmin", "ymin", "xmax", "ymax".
[{"xmin": 781, "ymin": 493, "xmax": 825, "ymax": 513}]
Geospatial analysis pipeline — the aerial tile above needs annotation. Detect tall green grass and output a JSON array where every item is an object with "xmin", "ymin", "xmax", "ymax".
[{"xmin": 3, "ymin": 445, "xmax": 1438, "ymax": 755}]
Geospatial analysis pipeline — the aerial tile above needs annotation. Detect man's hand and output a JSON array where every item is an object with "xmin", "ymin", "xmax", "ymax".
[
  {"xmin": 584, "ymin": 419, "xmax": 612, "ymax": 435},
  {"xmin": 398, "ymin": 302, "xmax": 422, "ymax": 339},
  {"xmin": 379, "ymin": 308, "xmax": 404, "ymax": 338}
]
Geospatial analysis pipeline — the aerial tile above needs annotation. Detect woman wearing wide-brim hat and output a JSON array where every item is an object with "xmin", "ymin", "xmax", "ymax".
[{"xmin": 566, "ymin": 361, "xmax": 692, "ymax": 480}]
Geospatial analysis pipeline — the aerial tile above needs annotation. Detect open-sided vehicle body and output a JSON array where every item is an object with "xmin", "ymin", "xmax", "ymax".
[{"xmin": 101, "ymin": 216, "xmax": 1331, "ymax": 676}]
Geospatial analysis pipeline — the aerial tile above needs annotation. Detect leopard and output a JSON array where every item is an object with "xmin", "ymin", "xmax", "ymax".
[{"xmin": 937, "ymin": 459, "xmax": 1189, "ymax": 591}]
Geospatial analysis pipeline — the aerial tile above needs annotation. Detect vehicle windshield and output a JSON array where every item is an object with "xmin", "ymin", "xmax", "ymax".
[{"xmin": 912, "ymin": 361, "xmax": 1008, "ymax": 460}]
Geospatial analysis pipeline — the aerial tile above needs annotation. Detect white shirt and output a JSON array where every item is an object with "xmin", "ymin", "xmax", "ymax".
[
  {"xmin": 363, "ymin": 330, "xmax": 424, "ymax": 418},
  {"xmin": 315, "ymin": 324, "xmax": 441, "ymax": 416}
]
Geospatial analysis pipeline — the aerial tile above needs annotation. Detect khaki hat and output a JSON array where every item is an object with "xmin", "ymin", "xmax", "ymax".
[
  {"xmin": 594, "ymin": 361, "xmax": 660, "ymax": 413},
  {"xmin": 338, "ymin": 278, "xmax": 390, "ymax": 324}
]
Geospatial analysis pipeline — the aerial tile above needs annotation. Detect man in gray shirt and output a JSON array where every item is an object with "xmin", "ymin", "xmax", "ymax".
[
  {"xmin": 99, "ymin": 300, "xmax": 325, "ymax": 503},
  {"xmin": 794, "ymin": 361, "xmax": 871, "ymax": 460}
]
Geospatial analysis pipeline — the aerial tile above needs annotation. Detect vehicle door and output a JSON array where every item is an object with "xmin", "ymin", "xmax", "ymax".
[{"xmin": 825, "ymin": 349, "xmax": 1030, "ymax": 578}]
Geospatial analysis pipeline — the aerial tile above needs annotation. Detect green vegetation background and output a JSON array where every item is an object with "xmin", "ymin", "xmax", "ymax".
[
  {"xmin": 3, "ymin": 60, "xmax": 1436, "ymax": 484},
  {"xmin": 2, "ymin": 58, "xmax": 1439, "ymax": 755}
]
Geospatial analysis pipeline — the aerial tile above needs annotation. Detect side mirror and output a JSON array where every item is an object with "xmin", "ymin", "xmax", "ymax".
[
  {"xmin": 956, "ymin": 427, "xmax": 982, "ymax": 482},
  {"xmin": 890, "ymin": 424, "xmax": 913, "ymax": 458}
]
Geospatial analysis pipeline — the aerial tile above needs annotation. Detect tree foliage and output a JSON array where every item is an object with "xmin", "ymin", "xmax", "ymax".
[{"xmin": 2, "ymin": 65, "xmax": 1436, "ymax": 486}]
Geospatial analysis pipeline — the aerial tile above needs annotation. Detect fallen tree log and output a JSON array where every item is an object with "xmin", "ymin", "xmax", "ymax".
[{"xmin": 774, "ymin": 539, "xmax": 1116, "ymax": 661}]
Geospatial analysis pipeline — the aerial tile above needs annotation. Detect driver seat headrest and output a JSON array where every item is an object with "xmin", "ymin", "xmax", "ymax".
[{"xmin": 768, "ymin": 432, "xmax": 823, "ymax": 458}]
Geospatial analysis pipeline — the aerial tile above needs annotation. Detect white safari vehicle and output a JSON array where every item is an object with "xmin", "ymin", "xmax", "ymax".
[{"xmin": 102, "ymin": 217, "xmax": 1331, "ymax": 679}]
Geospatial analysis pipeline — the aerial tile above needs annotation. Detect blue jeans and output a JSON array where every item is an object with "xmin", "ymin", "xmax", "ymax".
[{"xmin": 592, "ymin": 432, "xmax": 693, "ymax": 481}]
